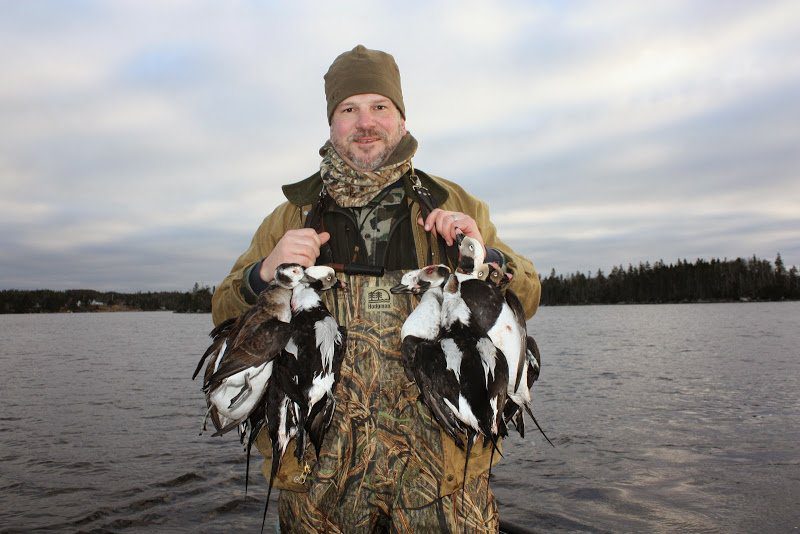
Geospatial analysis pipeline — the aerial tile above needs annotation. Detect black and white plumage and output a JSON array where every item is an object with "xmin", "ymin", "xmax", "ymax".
[
  {"xmin": 475, "ymin": 264, "xmax": 553, "ymax": 445},
  {"xmin": 399, "ymin": 235, "xmax": 550, "ymax": 457},
  {"xmin": 194, "ymin": 263, "xmax": 305, "ymax": 436},
  {"xmin": 195, "ymin": 264, "xmax": 349, "ymax": 532},
  {"xmin": 439, "ymin": 271, "xmax": 509, "ymax": 449},
  {"xmin": 397, "ymin": 258, "xmax": 511, "ymax": 451},
  {"xmin": 258, "ymin": 265, "xmax": 346, "ymax": 526},
  {"xmin": 390, "ymin": 265, "xmax": 466, "ymax": 446},
  {"xmin": 285, "ymin": 265, "xmax": 347, "ymax": 459},
  {"xmin": 460, "ymin": 258, "xmax": 531, "ymax": 425}
]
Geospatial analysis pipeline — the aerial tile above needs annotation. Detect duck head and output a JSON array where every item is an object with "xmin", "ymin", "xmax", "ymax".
[
  {"xmin": 457, "ymin": 236, "xmax": 485, "ymax": 275},
  {"xmin": 301, "ymin": 265, "xmax": 344, "ymax": 291},
  {"xmin": 274, "ymin": 263, "xmax": 306, "ymax": 289},
  {"xmin": 476, "ymin": 262, "xmax": 512, "ymax": 289},
  {"xmin": 391, "ymin": 264, "xmax": 451, "ymax": 294}
]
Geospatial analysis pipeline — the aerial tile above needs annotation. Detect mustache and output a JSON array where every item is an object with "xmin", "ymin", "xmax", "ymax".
[{"xmin": 347, "ymin": 128, "xmax": 388, "ymax": 142}]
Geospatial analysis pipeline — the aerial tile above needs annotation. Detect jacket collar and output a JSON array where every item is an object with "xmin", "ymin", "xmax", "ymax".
[{"xmin": 282, "ymin": 168, "xmax": 448, "ymax": 208}]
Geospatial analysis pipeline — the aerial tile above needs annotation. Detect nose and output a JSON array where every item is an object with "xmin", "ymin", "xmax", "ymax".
[{"xmin": 355, "ymin": 109, "xmax": 376, "ymax": 129}]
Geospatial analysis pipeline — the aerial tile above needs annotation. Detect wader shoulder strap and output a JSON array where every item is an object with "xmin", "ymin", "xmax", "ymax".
[
  {"xmin": 304, "ymin": 187, "xmax": 385, "ymax": 277},
  {"xmin": 408, "ymin": 170, "xmax": 460, "ymax": 268}
]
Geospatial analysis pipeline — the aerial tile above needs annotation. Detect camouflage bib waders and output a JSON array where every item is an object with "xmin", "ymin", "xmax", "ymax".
[{"xmin": 276, "ymin": 271, "xmax": 500, "ymax": 533}]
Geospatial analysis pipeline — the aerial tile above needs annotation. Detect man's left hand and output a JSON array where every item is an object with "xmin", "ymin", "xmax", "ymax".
[{"xmin": 418, "ymin": 209, "xmax": 484, "ymax": 247}]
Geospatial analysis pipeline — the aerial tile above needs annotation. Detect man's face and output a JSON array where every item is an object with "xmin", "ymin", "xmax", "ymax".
[{"xmin": 330, "ymin": 93, "xmax": 406, "ymax": 172}]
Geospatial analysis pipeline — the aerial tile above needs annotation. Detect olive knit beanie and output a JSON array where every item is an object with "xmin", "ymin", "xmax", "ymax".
[{"xmin": 324, "ymin": 45, "xmax": 405, "ymax": 124}]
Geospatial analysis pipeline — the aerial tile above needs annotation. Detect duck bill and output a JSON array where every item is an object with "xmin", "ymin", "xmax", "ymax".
[{"xmin": 390, "ymin": 283, "xmax": 412, "ymax": 294}]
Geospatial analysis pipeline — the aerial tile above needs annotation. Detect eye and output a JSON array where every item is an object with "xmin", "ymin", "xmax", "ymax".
[
  {"xmin": 469, "ymin": 245, "xmax": 474, "ymax": 251},
  {"xmin": 375, "ymin": 104, "xmax": 387, "ymax": 110}
]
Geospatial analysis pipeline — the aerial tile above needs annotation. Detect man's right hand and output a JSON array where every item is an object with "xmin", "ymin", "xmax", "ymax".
[{"xmin": 259, "ymin": 229, "xmax": 331, "ymax": 282}]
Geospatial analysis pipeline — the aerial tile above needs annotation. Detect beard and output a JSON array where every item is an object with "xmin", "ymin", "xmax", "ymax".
[{"xmin": 332, "ymin": 123, "xmax": 405, "ymax": 172}]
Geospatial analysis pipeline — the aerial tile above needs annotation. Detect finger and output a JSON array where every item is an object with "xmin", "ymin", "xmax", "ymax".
[
  {"xmin": 290, "ymin": 250, "xmax": 316, "ymax": 268},
  {"xmin": 318, "ymin": 231, "xmax": 331, "ymax": 245},
  {"xmin": 424, "ymin": 209, "xmax": 443, "ymax": 232},
  {"xmin": 439, "ymin": 220, "xmax": 454, "ymax": 246},
  {"xmin": 441, "ymin": 215, "xmax": 460, "ymax": 246}
]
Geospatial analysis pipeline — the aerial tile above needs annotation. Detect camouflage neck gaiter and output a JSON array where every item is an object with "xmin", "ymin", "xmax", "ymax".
[{"xmin": 319, "ymin": 133, "xmax": 417, "ymax": 208}]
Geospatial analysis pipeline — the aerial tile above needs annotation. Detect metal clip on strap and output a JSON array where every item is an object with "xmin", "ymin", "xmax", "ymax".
[
  {"xmin": 411, "ymin": 174, "xmax": 436, "ymax": 218},
  {"xmin": 410, "ymin": 171, "xmax": 459, "ymax": 267}
]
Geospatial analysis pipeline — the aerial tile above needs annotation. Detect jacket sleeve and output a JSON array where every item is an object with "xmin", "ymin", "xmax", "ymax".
[
  {"xmin": 211, "ymin": 202, "xmax": 304, "ymax": 326},
  {"xmin": 439, "ymin": 181, "xmax": 541, "ymax": 319}
]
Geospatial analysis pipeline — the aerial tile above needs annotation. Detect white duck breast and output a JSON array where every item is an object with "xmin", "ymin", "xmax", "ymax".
[
  {"xmin": 209, "ymin": 360, "xmax": 274, "ymax": 422},
  {"xmin": 394, "ymin": 264, "xmax": 451, "ymax": 382},
  {"xmin": 486, "ymin": 303, "xmax": 528, "ymax": 401},
  {"xmin": 401, "ymin": 288, "xmax": 442, "ymax": 341},
  {"xmin": 440, "ymin": 278, "xmax": 472, "ymax": 330},
  {"xmin": 398, "ymin": 266, "xmax": 452, "ymax": 338}
]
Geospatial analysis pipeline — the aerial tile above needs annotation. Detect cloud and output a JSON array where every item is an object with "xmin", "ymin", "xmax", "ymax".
[{"xmin": 1, "ymin": 0, "xmax": 799, "ymax": 291}]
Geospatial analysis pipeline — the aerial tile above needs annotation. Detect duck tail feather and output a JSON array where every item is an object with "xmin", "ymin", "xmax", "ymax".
[{"xmin": 523, "ymin": 403, "xmax": 554, "ymax": 447}]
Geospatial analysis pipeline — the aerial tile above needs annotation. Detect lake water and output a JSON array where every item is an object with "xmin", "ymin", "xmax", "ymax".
[{"xmin": 1, "ymin": 302, "xmax": 798, "ymax": 533}]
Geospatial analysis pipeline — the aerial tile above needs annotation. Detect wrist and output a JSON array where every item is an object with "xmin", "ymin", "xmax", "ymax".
[{"xmin": 247, "ymin": 259, "xmax": 270, "ymax": 295}]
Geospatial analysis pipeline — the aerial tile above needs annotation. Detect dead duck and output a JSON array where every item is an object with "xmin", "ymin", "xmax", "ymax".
[
  {"xmin": 461, "ymin": 262, "xmax": 529, "ymax": 423},
  {"xmin": 391, "ymin": 264, "xmax": 451, "ymax": 378},
  {"xmin": 391, "ymin": 265, "xmax": 465, "ymax": 446},
  {"xmin": 477, "ymin": 264, "xmax": 552, "ymax": 445},
  {"xmin": 257, "ymin": 265, "xmax": 346, "ymax": 529},
  {"xmin": 195, "ymin": 263, "xmax": 305, "ymax": 436},
  {"xmin": 439, "ymin": 272, "xmax": 509, "ymax": 503},
  {"xmin": 285, "ymin": 265, "xmax": 347, "ymax": 460},
  {"xmin": 439, "ymin": 272, "xmax": 509, "ymax": 445},
  {"xmin": 260, "ymin": 352, "xmax": 300, "ymax": 532}
]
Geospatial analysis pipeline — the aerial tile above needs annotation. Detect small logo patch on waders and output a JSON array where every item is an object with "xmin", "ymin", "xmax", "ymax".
[{"xmin": 365, "ymin": 287, "xmax": 393, "ymax": 312}]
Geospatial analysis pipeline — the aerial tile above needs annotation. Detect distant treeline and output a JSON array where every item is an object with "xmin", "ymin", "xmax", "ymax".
[
  {"xmin": 2, "ymin": 255, "xmax": 798, "ymax": 313},
  {"xmin": 541, "ymin": 254, "xmax": 799, "ymax": 305},
  {"xmin": 0, "ymin": 283, "xmax": 213, "ymax": 314}
]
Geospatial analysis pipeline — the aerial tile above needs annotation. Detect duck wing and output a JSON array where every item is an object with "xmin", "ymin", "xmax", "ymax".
[
  {"xmin": 262, "ymin": 356, "xmax": 299, "ymax": 530},
  {"xmin": 413, "ymin": 339, "xmax": 465, "ymax": 449},
  {"xmin": 305, "ymin": 326, "xmax": 347, "ymax": 459},
  {"xmin": 458, "ymin": 279, "xmax": 505, "ymax": 335},
  {"xmin": 526, "ymin": 334, "xmax": 541, "ymax": 385},
  {"xmin": 204, "ymin": 319, "xmax": 292, "ymax": 391},
  {"xmin": 193, "ymin": 317, "xmax": 236, "ymax": 380}
]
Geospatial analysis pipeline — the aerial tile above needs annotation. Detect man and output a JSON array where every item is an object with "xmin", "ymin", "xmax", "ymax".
[{"xmin": 212, "ymin": 45, "xmax": 540, "ymax": 533}]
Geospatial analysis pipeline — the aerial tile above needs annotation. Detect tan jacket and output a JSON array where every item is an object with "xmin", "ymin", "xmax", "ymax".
[{"xmin": 212, "ymin": 172, "xmax": 540, "ymax": 325}]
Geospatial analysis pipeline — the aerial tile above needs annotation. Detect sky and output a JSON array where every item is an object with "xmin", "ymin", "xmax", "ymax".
[{"xmin": 1, "ymin": 0, "xmax": 799, "ymax": 291}]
